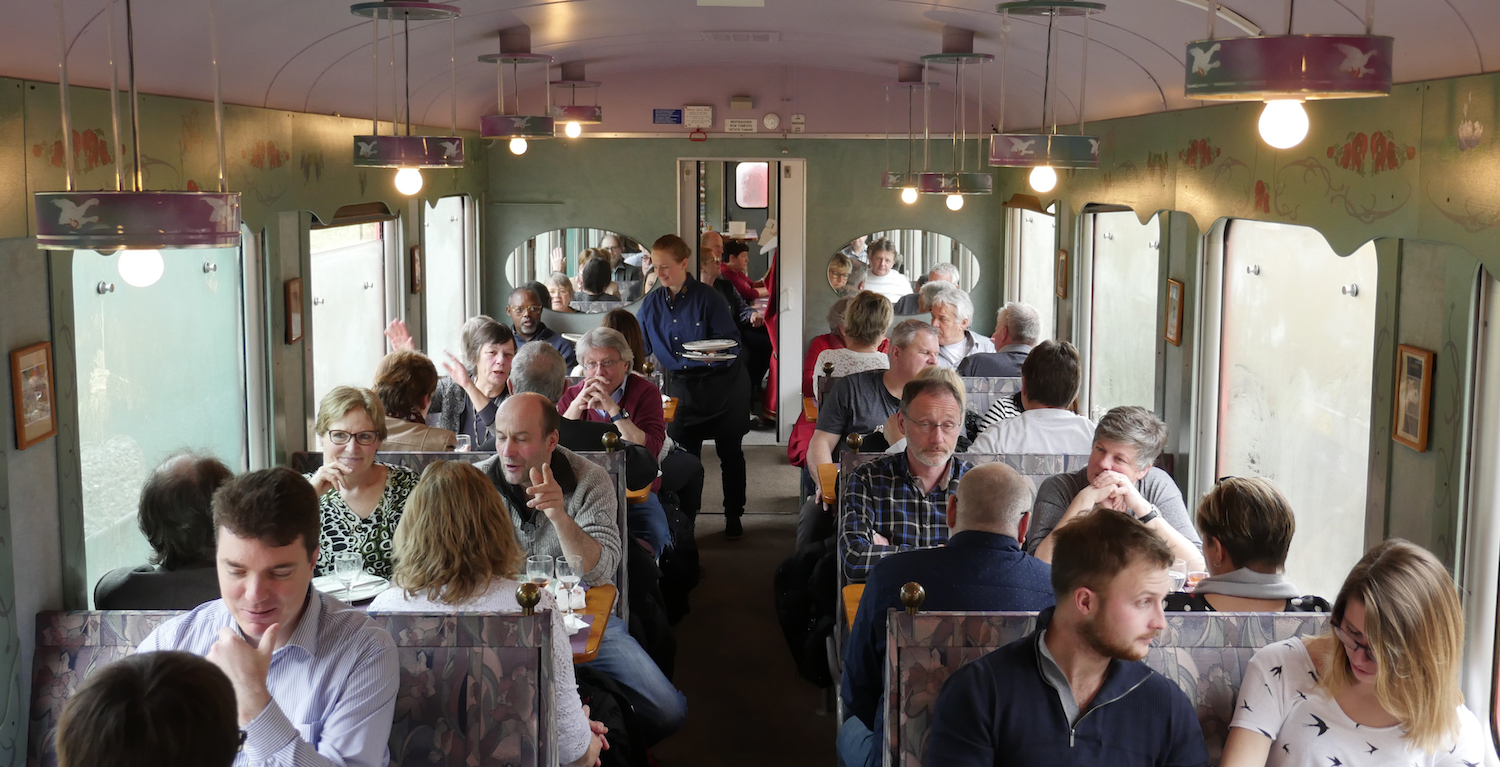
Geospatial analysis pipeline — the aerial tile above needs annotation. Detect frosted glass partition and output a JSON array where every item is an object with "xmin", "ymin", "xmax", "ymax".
[
  {"xmin": 74, "ymin": 235, "xmax": 249, "ymax": 606},
  {"xmin": 424, "ymin": 196, "xmax": 468, "ymax": 359},
  {"xmin": 1017, "ymin": 208, "xmax": 1057, "ymax": 341},
  {"xmin": 1217, "ymin": 220, "xmax": 1376, "ymax": 602},
  {"xmin": 310, "ymin": 222, "xmax": 388, "ymax": 409},
  {"xmin": 1089, "ymin": 212, "xmax": 1161, "ymax": 419}
]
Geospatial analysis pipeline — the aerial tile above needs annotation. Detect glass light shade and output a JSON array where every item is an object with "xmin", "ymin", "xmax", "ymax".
[
  {"xmin": 394, "ymin": 167, "xmax": 424, "ymax": 196},
  {"xmin": 564, "ymin": 121, "xmax": 582, "ymax": 138},
  {"xmin": 1029, "ymin": 165, "xmax": 1058, "ymax": 193},
  {"xmin": 510, "ymin": 138, "xmax": 529, "ymax": 155},
  {"xmin": 945, "ymin": 194, "xmax": 964, "ymax": 211},
  {"xmin": 117, "ymin": 249, "xmax": 164, "ymax": 287},
  {"xmin": 1259, "ymin": 99, "xmax": 1309, "ymax": 149},
  {"xmin": 901, "ymin": 187, "xmax": 918, "ymax": 204}
]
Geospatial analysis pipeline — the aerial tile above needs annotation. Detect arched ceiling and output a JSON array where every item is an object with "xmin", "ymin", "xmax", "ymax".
[{"xmin": 1, "ymin": 0, "xmax": 1494, "ymax": 135}]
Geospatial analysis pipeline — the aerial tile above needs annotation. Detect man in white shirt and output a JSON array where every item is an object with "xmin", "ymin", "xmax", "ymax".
[
  {"xmin": 971, "ymin": 340, "xmax": 1095, "ymax": 455},
  {"xmin": 860, "ymin": 239, "xmax": 913, "ymax": 303},
  {"xmin": 929, "ymin": 284, "xmax": 995, "ymax": 370}
]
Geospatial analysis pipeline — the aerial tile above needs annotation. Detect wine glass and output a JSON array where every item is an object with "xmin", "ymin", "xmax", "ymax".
[
  {"xmin": 333, "ymin": 551, "xmax": 361, "ymax": 599},
  {"xmin": 1186, "ymin": 570, "xmax": 1210, "ymax": 593},
  {"xmin": 455, "ymin": 434, "xmax": 472, "ymax": 452},
  {"xmin": 526, "ymin": 555, "xmax": 553, "ymax": 595},
  {"xmin": 556, "ymin": 554, "xmax": 582, "ymax": 616},
  {"xmin": 1168, "ymin": 559, "xmax": 1187, "ymax": 592}
]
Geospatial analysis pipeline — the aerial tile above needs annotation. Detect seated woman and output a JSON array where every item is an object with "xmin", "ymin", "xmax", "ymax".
[
  {"xmin": 306, "ymin": 386, "xmax": 420, "ymax": 579},
  {"xmin": 547, "ymin": 271, "xmax": 579, "ymax": 313},
  {"xmin": 372, "ymin": 350, "xmax": 458, "ymax": 451},
  {"xmin": 1165, "ymin": 477, "xmax": 1328, "ymax": 612},
  {"xmin": 578, "ymin": 255, "xmax": 623, "ymax": 305},
  {"xmin": 369, "ymin": 461, "xmax": 605, "ymax": 767},
  {"xmin": 602, "ymin": 308, "xmax": 652, "ymax": 374},
  {"xmin": 431, "ymin": 316, "xmax": 516, "ymax": 449},
  {"xmin": 828, "ymin": 252, "xmax": 853, "ymax": 294},
  {"xmin": 94, "ymin": 452, "xmax": 233, "ymax": 609},
  {"xmin": 1222, "ymin": 538, "xmax": 1488, "ymax": 766},
  {"xmin": 811, "ymin": 290, "xmax": 891, "ymax": 401}
]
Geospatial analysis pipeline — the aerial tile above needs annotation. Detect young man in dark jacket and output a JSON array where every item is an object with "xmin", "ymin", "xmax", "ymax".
[{"xmin": 925, "ymin": 509, "xmax": 1209, "ymax": 767}]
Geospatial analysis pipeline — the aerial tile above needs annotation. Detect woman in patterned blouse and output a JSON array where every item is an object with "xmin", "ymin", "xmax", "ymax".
[{"xmin": 305, "ymin": 386, "xmax": 420, "ymax": 579}]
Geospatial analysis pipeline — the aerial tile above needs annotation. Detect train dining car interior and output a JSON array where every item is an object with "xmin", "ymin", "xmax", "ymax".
[{"xmin": 9, "ymin": 0, "xmax": 1500, "ymax": 765}]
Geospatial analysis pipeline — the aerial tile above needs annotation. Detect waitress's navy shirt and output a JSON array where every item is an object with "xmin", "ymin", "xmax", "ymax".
[{"xmin": 638, "ymin": 275, "xmax": 743, "ymax": 372}]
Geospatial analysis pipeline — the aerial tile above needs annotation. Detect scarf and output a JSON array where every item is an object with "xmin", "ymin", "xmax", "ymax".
[{"xmin": 1190, "ymin": 567, "xmax": 1302, "ymax": 599}]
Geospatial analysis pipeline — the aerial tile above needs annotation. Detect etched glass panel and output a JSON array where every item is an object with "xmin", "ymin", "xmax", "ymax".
[{"xmin": 1089, "ymin": 211, "xmax": 1161, "ymax": 418}]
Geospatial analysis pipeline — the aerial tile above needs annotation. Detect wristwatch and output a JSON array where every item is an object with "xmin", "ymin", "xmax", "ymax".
[
  {"xmin": 609, "ymin": 409, "xmax": 630, "ymax": 423},
  {"xmin": 1137, "ymin": 505, "xmax": 1161, "ymax": 525}
]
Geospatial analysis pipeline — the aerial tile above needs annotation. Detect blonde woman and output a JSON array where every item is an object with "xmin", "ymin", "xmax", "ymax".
[
  {"xmin": 370, "ymin": 461, "xmax": 606, "ymax": 767},
  {"xmin": 810, "ymin": 290, "xmax": 892, "ymax": 402},
  {"xmin": 1222, "ymin": 539, "xmax": 1488, "ymax": 766}
]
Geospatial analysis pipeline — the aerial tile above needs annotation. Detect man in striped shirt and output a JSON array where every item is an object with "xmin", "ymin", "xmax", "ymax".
[{"xmin": 139, "ymin": 467, "xmax": 399, "ymax": 767}]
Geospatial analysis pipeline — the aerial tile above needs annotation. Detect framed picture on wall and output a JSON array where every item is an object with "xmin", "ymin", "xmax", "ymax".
[
  {"xmin": 409, "ymin": 245, "xmax": 423, "ymax": 294},
  {"xmin": 1165, "ymin": 279, "xmax": 1185, "ymax": 347},
  {"xmin": 1393, "ymin": 344, "xmax": 1435, "ymax": 452},
  {"xmin": 284, "ymin": 278, "xmax": 304, "ymax": 344},
  {"xmin": 10, "ymin": 341, "xmax": 57, "ymax": 450},
  {"xmin": 1055, "ymin": 248, "xmax": 1068, "ymax": 299}
]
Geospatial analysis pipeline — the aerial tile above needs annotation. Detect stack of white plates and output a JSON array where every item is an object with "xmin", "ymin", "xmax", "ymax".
[{"xmin": 682, "ymin": 339, "xmax": 738, "ymax": 360}]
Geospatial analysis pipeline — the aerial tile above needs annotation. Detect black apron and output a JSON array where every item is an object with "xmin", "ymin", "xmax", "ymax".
[{"xmin": 667, "ymin": 353, "xmax": 752, "ymax": 433}]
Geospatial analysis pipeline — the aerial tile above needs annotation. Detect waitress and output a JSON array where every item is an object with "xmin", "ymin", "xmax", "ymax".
[{"xmin": 639, "ymin": 234, "xmax": 751, "ymax": 540}]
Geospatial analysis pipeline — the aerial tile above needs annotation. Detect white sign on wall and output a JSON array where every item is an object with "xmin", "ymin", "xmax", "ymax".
[
  {"xmin": 683, "ymin": 106, "xmax": 714, "ymax": 128},
  {"xmin": 725, "ymin": 118, "xmax": 758, "ymax": 133}
]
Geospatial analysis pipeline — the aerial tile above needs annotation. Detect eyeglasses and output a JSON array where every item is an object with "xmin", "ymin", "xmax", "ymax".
[
  {"xmin": 583, "ymin": 358, "xmax": 625, "ymax": 371},
  {"xmin": 1332, "ymin": 622, "xmax": 1374, "ymax": 661},
  {"xmin": 327, "ymin": 430, "xmax": 379, "ymax": 446},
  {"xmin": 906, "ymin": 419, "xmax": 961, "ymax": 435},
  {"xmin": 507, "ymin": 306, "xmax": 543, "ymax": 315}
]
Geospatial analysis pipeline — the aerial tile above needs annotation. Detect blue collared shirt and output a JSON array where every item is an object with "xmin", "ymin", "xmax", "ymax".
[
  {"xmin": 138, "ymin": 589, "xmax": 399, "ymax": 767},
  {"xmin": 839, "ymin": 452, "xmax": 973, "ymax": 582},
  {"xmin": 638, "ymin": 275, "xmax": 743, "ymax": 372}
]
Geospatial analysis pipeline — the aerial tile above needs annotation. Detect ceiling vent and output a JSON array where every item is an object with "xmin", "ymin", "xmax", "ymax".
[{"xmin": 701, "ymin": 31, "xmax": 781, "ymax": 43}]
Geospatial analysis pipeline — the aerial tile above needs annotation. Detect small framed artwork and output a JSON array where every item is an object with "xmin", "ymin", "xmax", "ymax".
[
  {"xmin": 1055, "ymin": 248, "xmax": 1069, "ymax": 299},
  {"xmin": 409, "ymin": 245, "xmax": 423, "ymax": 294},
  {"xmin": 10, "ymin": 341, "xmax": 57, "ymax": 450},
  {"xmin": 1165, "ymin": 279, "xmax": 1185, "ymax": 347},
  {"xmin": 1393, "ymin": 344, "xmax": 1435, "ymax": 452},
  {"xmin": 284, "ymin": 278, "xmax": 304, "ymax": 344}
]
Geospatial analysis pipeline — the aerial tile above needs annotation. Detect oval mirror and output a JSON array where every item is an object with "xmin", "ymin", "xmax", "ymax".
[
  {"xmin": 828, "ymin": 230, "xmax": 981, "ymax": 313},
  {"xmin": 504, "ymin": 228, "xmax": 651, "ymax": 314}
]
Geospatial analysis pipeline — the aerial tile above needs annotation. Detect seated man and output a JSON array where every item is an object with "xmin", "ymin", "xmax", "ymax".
[
  {"xmin": 838, "ymin": 462, "xmax": 1055, "ymax": 767},
  {"xmin": 798, "ymin": 320, "xmax": 939, "ymax": 549},
  {"xmin": 58, "ymin": 651, "xmax": 242, "ymax": 767},
  {"xmin": 138, "ymin": 467, "xmax": 399, "ymax": 767},
  {"xmin": 507, "ymin": 285, "xmax": 577, "ymax": 369},
  {"xmin": 372, "ymin": 350, "xmax": 458, "ymax": 451},
  {"xmin": 958, "ymin": 301, "xmax": 1039, "ymax": 377},
  {"xmin": 705, "ymin": 244, "xmax": 773, "ymax": 417},
  {"xmin": 970, "ymin": 340, "xmax": 1095, "ymax": 455},
  {"xmin": 929, "ymin": 284, "xmax": 996, "ymax": 370},
  {"xmin": 94, "ymin": 452, "xmax": 234, "ymax": 610},
  {"xmin": 861, "ymin": 238, "xmax": 913, "ymax": 303},
  {"xmin": 893, "ymin": 278, "xmax": 949, "ymax": 317},
  {"xmin": 1028, "ymin": 406, "xmax": 1204, "ymax": 570},
  {"xmin": 478, "ymin": 393, "xmax": 687, "ymax": 744},
  {"xmin": 839, "ymin": 368, "xmax": 972, "ymax": 582},
  {"xmin": 924, "ymin": 510, "xmax": 1209, "ymax": 766},
  {"xmin": 511, "ymin": 340, "xmax": 669, "ymax": 558},
  {"xmin": 602, "ymin": 234, "xmax": 644, "ymax": 301}
]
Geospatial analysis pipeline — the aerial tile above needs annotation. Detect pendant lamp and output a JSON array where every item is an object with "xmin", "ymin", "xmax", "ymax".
[
  {"xmin": 1184, "ymin": 0, "xmax": 1391, "ymax": 149},
  {"xmin": 479, "ymin": 27, "xmax": 555, "ymax": 155},
  {"xmin": 350, "ymin": 1, "xmax": 465, "ymax": 196},
  {"xmin": 916, "ymin": 27, "xmax": 994, "ymax": 210},
  {"xmin": 988, "ymin": 2, "xmax": 1105, "ymax": 195},
  {"xmin": 881, "ymin": 63, "xmax": 935, "ymax": 205},
  {"xmin": 552, "ymin": 62, "xmax": 603, "ymax": 138},
  {"xmin": 35, "ymin": 0, "xmax": 240, "ymax": 252}
]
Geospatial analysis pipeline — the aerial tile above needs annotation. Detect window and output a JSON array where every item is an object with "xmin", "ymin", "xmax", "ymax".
[
  {"xmin": 74, "ymin": 234, "xmax": 250, "ymax": 605},
  {"xmin": 735, "ymin": 161, "xmax": 769, "ymax": 209},
  {"xmin": 1015, "ymin": 207, "xmax": 1057, "ymax": 341},
  {"xmin": 1215, "ymin": 220, "xmax": 1376, "ymax": 601},
  {"xmin": 424, "ymin": 196, "xmax": 471, "ymax": 358},
  {"xmin": 310, "ymin": 221, "xmax": 389, "ymax": 409},
  {"xmin": 1088, "ymin": 211, "xmax": 1162, "ymax": 418}
]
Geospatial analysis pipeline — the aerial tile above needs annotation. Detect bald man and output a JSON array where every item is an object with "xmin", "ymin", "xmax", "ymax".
[{"xmin": 837, "ymin": 463, "xmax": 1056, "ymax": 767}]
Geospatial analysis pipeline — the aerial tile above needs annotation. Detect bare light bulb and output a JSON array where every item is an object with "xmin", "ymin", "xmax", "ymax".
[
  {"xmin": 900, "ymin": 187, "xmax": 918, "ymax": 204},
  {"xmin": 564, "ymin": 121, "xmax": 582, "ymax": 138},
  {"xmin": 509, "ymin": 138, "xmax": 528, "ymax": 155},
  {"xmin": 945, "ymin": 194, "xmax": 964, "ymax": 211},
  {"xmin": 117, "ymin": 249, "xmax": 164, "ymax": 287},
  {"xmin": 1029, "ymin": 165, "xmax": 1058, "ymax": 193},
  {"xmin": 1258, "ymin": 99, "xmax": 1309, "ymax": 149},
  {"xmin": 394, "ymin": 167, "xmax": 424, "ymax": 196}
]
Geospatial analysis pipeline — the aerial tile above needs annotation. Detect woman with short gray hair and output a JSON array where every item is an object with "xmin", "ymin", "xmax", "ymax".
[
  {"xmin": 428, "ymin": 315, "xmax": 516, "ymax": 450},
  {"xmin": 1027, "ymin": 405, "xmax": 1204, "ymax": 570}
]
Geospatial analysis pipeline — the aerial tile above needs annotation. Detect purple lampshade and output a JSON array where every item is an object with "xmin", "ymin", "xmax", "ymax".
[
  {"xmin": 480, "ymin": 114, "xmax": 556, "ymax": 140},
  {"xmin": 351, "ymin": 135, "xmax": 464, "ymax": 168},
  {"xmin": 988, "ymin": 133, "xmax": 1100, "ymax": 169},
  {"xmin": 1185, "ymin": 35, "xmax": 1394, "ymax": 101},
  {"xmin": 34, "ymin": 191, "xmax": 241, "ymax": 251},
  {"xmin": 915, "ymin": 172, "xmax": 994, "ymax": 195},
  {"xmin": 552, "ymin": 105, "xmax": 603, "ymax": 125}
]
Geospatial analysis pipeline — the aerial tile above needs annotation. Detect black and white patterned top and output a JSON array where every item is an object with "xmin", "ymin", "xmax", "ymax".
[{"xmin": 307, "ymin": 463, "xmax": 420, "ymax": 580}]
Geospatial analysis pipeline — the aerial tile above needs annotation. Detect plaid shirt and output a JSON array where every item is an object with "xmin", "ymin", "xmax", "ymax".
[{"xmin": 839, "ymin": 452, "xmax": 973, "ymax": 582}]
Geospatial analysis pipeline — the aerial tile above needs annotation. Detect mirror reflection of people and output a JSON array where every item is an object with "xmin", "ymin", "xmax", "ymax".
[
  {"xmin": 602, "ymin": 233, "xmax": 644, "ymax": 301},
  {"xmin": 547, "ymin": 272, "xmax": 578, "ymax": 313},
  {"xmin": 507, "ymin": 285, "xmax": 577, "ymax": 369},
  {"xmin": 860, "ymin": 239, "xmax": 912, "ymax": 303},
  {"xmin": 828, "ymin": 252, "xmax": 853, "ymax": 293},
  {"xmin": 579, "ymin": 256, "xmax": 623, "ymax": 306},
  {"xmin": 839, "ymin": 234, "xmax": 869, "ymax": 263}
]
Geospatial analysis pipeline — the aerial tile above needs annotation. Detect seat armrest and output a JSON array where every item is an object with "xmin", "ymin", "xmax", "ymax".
[{"xmin": 817, "ymin": 463, "xmax": 839, "ymax": 505}]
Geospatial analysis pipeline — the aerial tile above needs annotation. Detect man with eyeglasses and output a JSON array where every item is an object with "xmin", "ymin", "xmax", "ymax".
[
  {"xmin": 838, "ymin": 367, "xmax": 973, "ymax": 582},
  {"xmin": 507, "ymin": 286, "xmax": 576, "ymax": 370}
]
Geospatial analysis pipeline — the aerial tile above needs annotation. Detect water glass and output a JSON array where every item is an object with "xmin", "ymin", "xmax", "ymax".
[
  {"xmin": 455, "ymin": 434, "xmax": 472, "ymax": 452},
  {"xmin": 526, "ymin": 555, "xmax": 553, "ymax": 591},
  {"xmin": 333, "ymin": 551, "xmax": 361, "ymax": 598},
  {"xmin": 556, "ymin": 554, "xmax": 583, "ymax": 616},
  {"xmin": 1168, "ymin": 559, "xmax": 1187, "ymax": 592}
]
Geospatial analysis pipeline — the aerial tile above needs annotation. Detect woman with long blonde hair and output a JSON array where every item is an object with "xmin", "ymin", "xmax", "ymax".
[
  {"xmin": 369, "ymin": 461, "xmax": 605, "ymax": 767},
  {"xmin": 1221, "ymin": 538, "xmax": 1486, "ymax": 766}
]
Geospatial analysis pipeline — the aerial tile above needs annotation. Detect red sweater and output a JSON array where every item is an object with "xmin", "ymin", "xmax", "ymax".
[
  {"xmin": 722, "ymin": 267, "xmax": 761, "ymax": 303},
  {"xmin": 559, "ymin": 373, "xmax": 667, "ymax": 492}
]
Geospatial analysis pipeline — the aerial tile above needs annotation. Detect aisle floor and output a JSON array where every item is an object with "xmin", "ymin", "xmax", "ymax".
[{"xmin": 652, "ymin": 444, "xmax": 835, "ymax": 766}]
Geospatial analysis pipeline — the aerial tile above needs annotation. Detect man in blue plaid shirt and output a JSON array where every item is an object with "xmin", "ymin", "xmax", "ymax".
[{"xmin": 839, "ymin": 367, "xmax": 973, "ymax": 582}]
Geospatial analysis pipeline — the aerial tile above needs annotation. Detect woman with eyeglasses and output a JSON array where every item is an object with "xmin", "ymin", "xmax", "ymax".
[
  {"xmin": 306, "ymin": 385, "xmax": 420, "ymax": 579},
  {"xmin": 1221, "ymin": 539, "xmax": 1487, "ymax": 766}
]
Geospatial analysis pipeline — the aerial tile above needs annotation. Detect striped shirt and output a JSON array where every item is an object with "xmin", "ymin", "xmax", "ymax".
[
  {"xmin": 138, "ymin": 589, "xmax": 399, "ymax": 767},
  {"xmin": 839, "ymin": 452, "xmax": 973, "ymax": 582},
  {"xmin": 975, "ymin": 391, "xmax": 1024, "ymax": 434}
]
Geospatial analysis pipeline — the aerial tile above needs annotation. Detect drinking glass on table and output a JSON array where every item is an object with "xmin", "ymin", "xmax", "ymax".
[
  {"xmin": 454, "ymin": 434, "xmax": 472, "ymax": 452},
  {"xmin": 1186, "ymin": 570, "xmax": 1210, "ymax": 593},
  {"xmin": 556, "ymin": 554, "xmax": 582, "ymax": 616},
  {"xmin": 1168, "ymin": 559, "xmax": 1187, "ymax": 592},
  {"xmin": 333, "ymin": 551, "xmax": 361, "ymax": 599},
  {"xmin": 526, "ymin": 555, "xmax": 554, "ymax": 592}
]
